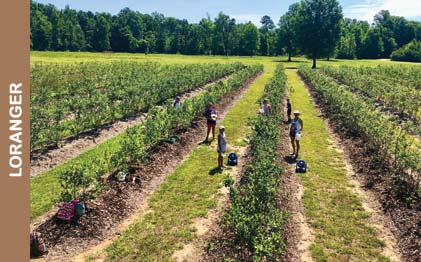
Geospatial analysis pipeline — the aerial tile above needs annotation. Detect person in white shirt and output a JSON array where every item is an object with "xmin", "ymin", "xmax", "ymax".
[
  {"xmin": 258, "ymin": 98, "xmax": 271, "ymax": 115},
  {"xmin": 262, "ymin": 99, "xmax": 271, "ymax": 115},
  {"xmin": 173, "ymin": 96, "xmax": 181, "ymax": 108}
]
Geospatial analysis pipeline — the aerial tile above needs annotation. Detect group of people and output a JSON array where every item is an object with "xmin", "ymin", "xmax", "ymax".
[
  {"xmin": 259, "ymin": 98, "xmax": 303, "ymax": 159},
  {"xmin": 173, "ymin": 95, "xmax": 304, "ymax": 170},
  {"xmin": 204, "ymin": 104, "xmax": 227, "ymax": 169}
]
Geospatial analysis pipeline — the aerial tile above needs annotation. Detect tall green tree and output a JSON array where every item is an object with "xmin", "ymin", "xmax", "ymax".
[
  {"xmin": 259, "ymin": 15, "xmax": 275, "ymax": 56},
  {"xmin": 295, "ymin": 0, "xmax": 343, "ymax": 68},
  {"xmin": 360, "ymin": 27, "xmax": 384, "ymax": 58},
  {"xmin": 77, "ymin": 11, "xmax": 96, "ymax": 50},
  {"xmin": 373, "ymin": 10, "xmax": 415, "ymax": 56},
  {"xmin": 348, "ymin": 19, "xmax": 369, "ymax": 58},
  {"xmin": 336, "ymin": 33, "xmax": 356, "ymax": 59},
  {"xmin": 165, "ymin": 17, "xmax": 181, "ymax": 53},
  {"xmin": 279, "ymin": 3, "xmax": 300, "ymax": 61},
  {"xmin": 199, "ymin": 17, "xmax": 215, "ymax": 55},
  {"xmin": 31, "ymin": 10, "xmax": 53, "ymax": 50},
  {"xmin": 416, "ymin": 23, "xmax": 421, "ymax": 41},
  {"xmin": 45, "ymin": 4, "xmax": 65, "ymax": 51},
  {"xmin": 141, "ymin": 14, "xmax": 159, "ymax": 52},
  {"xmin": 261, "ymin": 15, "xmax": 275, "ymax": 30},
  {"xmin": 214, "ymin": 12, "xmax": 237, "ymax": 55},
  {"xmin": 94, "ymin": 14, "xmax": 111, "ymax": 51},
  {"xmin": 61, "ymin": 6, "xmax": 86, "ymax": 51},
  {"xmin": 237, "ymin": 22, "xmax": 260, "ymax": 56}
]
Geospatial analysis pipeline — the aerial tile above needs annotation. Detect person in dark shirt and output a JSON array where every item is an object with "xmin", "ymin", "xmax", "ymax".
[
  {"xmin": 286, "ymin": 98, "xmax": 292, "ymax": 123},
  {"xmin": 205, "ymin": 103, "xmax": 217, "ymax": 141}
]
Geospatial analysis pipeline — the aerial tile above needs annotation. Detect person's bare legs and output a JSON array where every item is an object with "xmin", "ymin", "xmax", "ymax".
[
  {"xmin": 206, "ymin": 125, "xmax": 211, "ymax": 141},
  {"xmin": 212, "ymin": 126, "xmax": 216, "ymax": 140},
  {"xmin": 295, "ymin": 140, "xmax": 300, "ymax": 158},
  {"xmin": 290, "ymin": 136, "xmax": 296, "ymax": 155},
  {"xmin": 218, "ymin": 154, "xmax": 223, "ymax": 168}
]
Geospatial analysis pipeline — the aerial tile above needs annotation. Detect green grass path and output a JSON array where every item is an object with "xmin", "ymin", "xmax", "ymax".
[
  {"xmin": 102, "ymin": 69, "xmax": 272, "ymax": 261},
  {"xmin": 286, "ymin": 69, "xmax": 390, "ymax": 262}
]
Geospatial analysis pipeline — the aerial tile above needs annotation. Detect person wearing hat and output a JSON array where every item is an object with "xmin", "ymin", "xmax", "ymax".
[
  {"xmin": 217, "ymin": 125, "xmax": 227, "ymax": 169},
  {"xmin": 205, "ymin": 103, "xmax": 217, "ymax": 141},
  {"xmin": 173, "ymin": 96, "xmax": 181, "ymax": 108},
  {"xmin": 290, "ymin": 110, "xmax": 304, "ymax": 158}
]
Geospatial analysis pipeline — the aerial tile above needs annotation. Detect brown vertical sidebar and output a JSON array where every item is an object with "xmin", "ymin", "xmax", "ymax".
[{"xmin": 0, "ymin": 0, "xmax": 30, "ymax": 261}]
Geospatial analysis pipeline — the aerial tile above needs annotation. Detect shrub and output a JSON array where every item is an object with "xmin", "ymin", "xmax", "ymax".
[{"xmin": 391, "ymin": 40, "xmax": 421, "ymax": 62}]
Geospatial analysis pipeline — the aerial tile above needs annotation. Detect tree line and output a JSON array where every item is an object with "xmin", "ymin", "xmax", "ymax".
[
  {"xmin": 31, "ymin": 0, "xmax": 421, "ymax": 62},
  {"xmin": 30, "ymin": 1, "xmax": 270, "ymax": 56}
]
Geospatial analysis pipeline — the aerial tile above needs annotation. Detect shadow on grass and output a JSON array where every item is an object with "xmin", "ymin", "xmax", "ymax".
[
  {"xmin": 271, "ymin": 59, "xmax": 307, "ymax": 63},
  {"xmin": 198, "ymin": 138, "xmax": 214, "ymax": 146},
  {"xmin": 284, "ymin": 155, "xmax": 298, "ymax": 164},
  {"xmin": 209, "ymin": 167, "xmax": 223, "ymax": 175}
]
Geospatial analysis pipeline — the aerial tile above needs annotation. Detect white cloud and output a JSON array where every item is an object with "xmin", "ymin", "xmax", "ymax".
[{"xmin": 344, "ymin": 0, "xmax": 421, "ymax": 22}]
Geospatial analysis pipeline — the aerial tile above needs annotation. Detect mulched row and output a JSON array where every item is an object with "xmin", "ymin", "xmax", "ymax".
[
  {"xmin": 302, "ymin": 72, "xmax": 421, "ymax": 262},
  {"xmin": 202, "ymin": 114, "xmax": 289, "ymax": 262},
  {"xmin": 32, "ymin": 72, "xmax": 262, "ymax": 260},
  {"xmin": 30, "ymin": 73, "xmax": 235, "ymax": 177}
]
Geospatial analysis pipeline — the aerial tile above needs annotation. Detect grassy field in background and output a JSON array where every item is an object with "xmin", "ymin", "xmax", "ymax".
[{"xmin": 31, "ymin": 51, "xmax": 421, "ymax": 68}]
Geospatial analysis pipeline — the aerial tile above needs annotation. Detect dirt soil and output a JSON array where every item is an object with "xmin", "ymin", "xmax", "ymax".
[
  {"xmin": 202, "ymin": 112, "xmax": 287, "ymax": 262},
  {"xmin": 31, "ymin": 72, "xmax": 262, "ymax": 262},
  {"xmin": 300, "ymin": 72, "xmax": 420, "ymax": 262},
  {"xmin": 30, "ymin": 73, "xmax": 235, "ymax": 177},
  {"xmin": 171, "ymin": 145, "xmax": 249, "ymax": 262},
  {"xmin": 279, "ymin": 95, "xmax": 315, "ymax": 262},
  {"xmin": 324, "ymin": 72, "xmax": 421, "ymax": 140},
  {"xmin": 199, "ymin": 149, "xmax": 256, "ymax": 262}
]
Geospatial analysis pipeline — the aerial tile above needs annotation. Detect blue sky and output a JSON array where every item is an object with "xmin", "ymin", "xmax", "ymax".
[{"xmin": 34, "ymin": 0, "xmax": 421, "ymax": 25}]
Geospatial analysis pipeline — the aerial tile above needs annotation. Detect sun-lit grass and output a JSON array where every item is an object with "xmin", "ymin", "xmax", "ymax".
[
  {"xmin": 224, "ymin": 71, "xmax": 273, "ymax": 145},
  {"xmin": 286, "ymin": 69, "xmax": 390, "ymax": 262},
  {"xmin": 31, "ymin": 51, "xmax": 421, "ymax": 68},
  {"xmin": 103, "ymin": 63, "xmax": 270, "ymax": 261}
]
